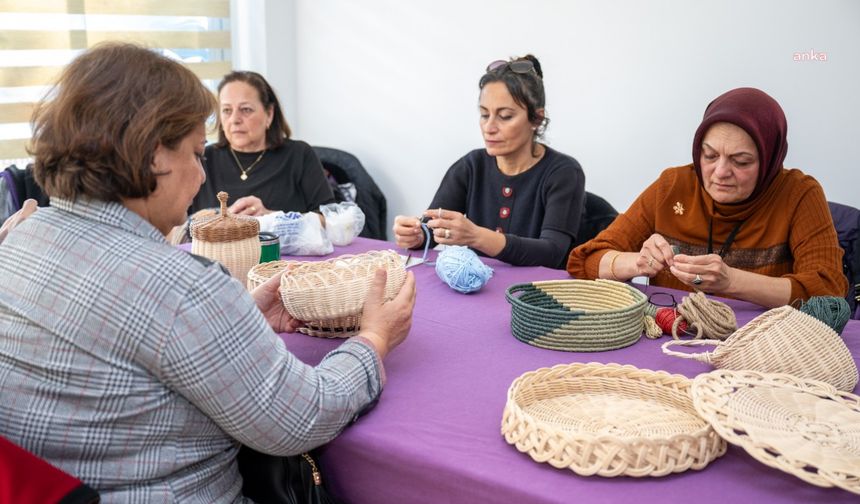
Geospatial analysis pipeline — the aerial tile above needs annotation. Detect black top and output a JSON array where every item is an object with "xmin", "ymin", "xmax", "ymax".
[
  {"xmin": 191, "ymin": 140, "xmax": 335, "ymax": 214},
  {"xmin": 426, "ymin": 146, "xmax": 585, "ymax": 269}
]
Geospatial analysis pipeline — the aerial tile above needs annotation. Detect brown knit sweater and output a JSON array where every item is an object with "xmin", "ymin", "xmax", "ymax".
[{"xmin": 567, "ymin": 164, "xmax": 847, "ymax": 302}]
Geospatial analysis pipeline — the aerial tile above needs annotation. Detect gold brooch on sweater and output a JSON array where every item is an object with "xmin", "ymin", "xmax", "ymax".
[{"xmin": 673, "ymin": 202, "xmax": 684, "ymax": 215}]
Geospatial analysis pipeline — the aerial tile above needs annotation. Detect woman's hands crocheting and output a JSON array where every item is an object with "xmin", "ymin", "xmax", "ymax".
[
  {"xmin": 670, "ymin": 253, "xmax": 731, "ymax": 291},
  {"xmin": 252, "ymin": 271, "xmax": 304, "ymax": 333},
  {"xmin": 393, "ymin": 215, "xmax": 426, "ymax": 249},
  {"xmin": 637, "ymin": 233, "xmax": 675, "ymax": 277},
  {"xmin": 359, "ymin": 268, "xmax": 417, "ymax": 359},
  {"xmin": 424, "ymin": 208, "xmax": 506, "ymax": 258}
]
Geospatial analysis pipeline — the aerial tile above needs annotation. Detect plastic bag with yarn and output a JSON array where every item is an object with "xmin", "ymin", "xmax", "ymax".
[
  {"xmin": 258, "ymin": 211, "xmax": 333, "ymax": 256},
  {"xmin": 320, "ymin": 202, "xmax": 365, "ymax": 246}
]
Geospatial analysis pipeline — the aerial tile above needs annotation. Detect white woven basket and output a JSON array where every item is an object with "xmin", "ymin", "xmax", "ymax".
[
  {"xmin": 502, "ymin": 362, "xmax": 726, "ymax": 477},
  {"xmin": 247, "ymin": 260, "xmax": 298, "ymax": 291},
  {"xmin": 662, "ymin": 305, "xmax": 858, "ymax": 392},
  {"xmin": 279, "ymin": 250, "xmax": 406, "ymax": 338},
  {"xmin": 693, "ymin": 369, "xmax": 860, "ymax": 495}
]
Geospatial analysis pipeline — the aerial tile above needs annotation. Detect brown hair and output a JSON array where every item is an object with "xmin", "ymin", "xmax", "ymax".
[
  {"xmin": 30, "ymin": 42, "xmax": 217, "ymax": 201},
  {"xmin": 214, "ymin": 70, "xmax": 291, "ymax": 149},
  {"xmin": 479, "ymin": 54, "xmax": 549, "ymax": 139}
]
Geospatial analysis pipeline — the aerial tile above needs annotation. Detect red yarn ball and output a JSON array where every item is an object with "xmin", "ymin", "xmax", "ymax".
[{"xmin": 655, "ymin": 307, "xmax": 688, "ymax": 335}]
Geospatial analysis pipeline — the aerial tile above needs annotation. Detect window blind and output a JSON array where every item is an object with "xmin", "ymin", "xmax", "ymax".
[{"xmin": 0, "ymin": 0, "xmax": 231, "ymax": 164}]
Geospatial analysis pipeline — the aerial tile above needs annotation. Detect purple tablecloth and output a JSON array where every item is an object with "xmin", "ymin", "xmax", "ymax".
[{"xmin": 274, "ymin": 238, "xmax": 860, "ymax": 503}]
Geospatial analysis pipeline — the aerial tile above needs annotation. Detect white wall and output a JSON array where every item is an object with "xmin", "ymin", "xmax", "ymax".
[{"xmin": 252, "ymin": 0, "xmax": 860, "ymax": 235}]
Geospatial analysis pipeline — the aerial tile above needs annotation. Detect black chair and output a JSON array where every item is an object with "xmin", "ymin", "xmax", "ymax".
[
  {"xmin": 828, "ymin": 201, "xmax": 860, "ymax": 318},
  {"xmin": 575, "ymin": 191, "xmax": 618, "ymax": 247},
  {"xmin": 1, "ymin": 163, "xmax": 49, "ymax": 225},
  {"xmin": 313, "ymin": 146, "xmax": 387, "ymax": 240}
]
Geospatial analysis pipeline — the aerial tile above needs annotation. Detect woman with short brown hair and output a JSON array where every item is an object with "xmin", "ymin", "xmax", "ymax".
[{"xmin": 0, "ymin": 42, "xmax": 415, "ymax": 502}]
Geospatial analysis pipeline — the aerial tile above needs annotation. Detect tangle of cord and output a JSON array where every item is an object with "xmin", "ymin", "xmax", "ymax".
[{"xmin": 672, "ymin": 291, "xmax": 736, "ymax": 340}]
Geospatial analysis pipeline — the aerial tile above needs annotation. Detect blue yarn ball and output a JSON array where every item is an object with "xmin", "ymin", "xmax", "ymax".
[{"xmin": 435, "ymin": 246, "xmax": 493, "ymax": 294}]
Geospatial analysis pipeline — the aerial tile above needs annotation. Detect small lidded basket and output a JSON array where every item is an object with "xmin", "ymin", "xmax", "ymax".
[
  {"xmin": 279, "ymin": 250, "xmax": 406, "ymax": 338},
  {"xmin": 191, "ymin": 191, "xmax": 261, "ymax": 283}
]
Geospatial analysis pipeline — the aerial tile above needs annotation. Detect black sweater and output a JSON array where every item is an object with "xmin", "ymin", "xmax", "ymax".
[
  {"xmin": 425, "ymin": 146, "xmax": 585, "ymax": 269},
  {"xmin": 191, "ymin": 140, "xmax": 335, "ymax": 214}
]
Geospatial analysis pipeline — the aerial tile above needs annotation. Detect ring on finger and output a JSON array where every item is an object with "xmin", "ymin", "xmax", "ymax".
[
  {"xmin": 444, "ymin": 228, "xmax": 451, "ymax": 239},
  {"xmin": 692, "ymin": 274, "xmax": 703, "ymax": 285},
  {"xmin": 647, "ymin": 257, "xmax": 654, "ymax": 268}
]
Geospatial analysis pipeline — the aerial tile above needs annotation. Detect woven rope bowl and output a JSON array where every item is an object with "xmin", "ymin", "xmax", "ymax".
[
  {"xmin": 247, "ymin": 260, "xmax": 299, "ymax": 291},
  {"xmin": 279, "ymin": 250, "xmax": 406, "ymax": 338},
  {"xmin": 505, "ymin": 279, "xmax": 647, "ymax": 352},
  {"xmin": 663, "ymin": 305, "xmax": 859, "ymax": 392},
  {"xmin": 692, "ymin": 370, "xmax": 860, "ymax": 495},
  {"xmin": 501, "ymin": 363, "xmax": 727, "ymax": 477}
]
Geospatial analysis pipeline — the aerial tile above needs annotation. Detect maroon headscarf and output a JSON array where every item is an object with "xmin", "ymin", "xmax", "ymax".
[{"xmin": 692, "ymin": 87, "xmax": 788, "ymax": 204}]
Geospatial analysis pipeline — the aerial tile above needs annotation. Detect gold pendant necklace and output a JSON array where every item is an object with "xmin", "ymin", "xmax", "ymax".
[{"xmin": 230, "ymin": 148, "xmax": 266, "ymax": 181}]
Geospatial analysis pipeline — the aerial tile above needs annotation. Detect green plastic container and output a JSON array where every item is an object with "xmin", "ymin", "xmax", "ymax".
[{"xmin": 259, "ymin": 232, "xmax": 280, "ymax": 263}]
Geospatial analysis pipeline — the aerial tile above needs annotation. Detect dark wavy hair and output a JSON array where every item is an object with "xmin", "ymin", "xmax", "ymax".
[
  {"xmin": 478, "ymin": 54, "xmax": 549, "ymax": 140},
  {"xmin": 30, "ymin": 42, "xmax": 217, "ymax": 201},
  {"xmin": 215, "ymin": 70, "xmax": 291, "ymax": 149}
]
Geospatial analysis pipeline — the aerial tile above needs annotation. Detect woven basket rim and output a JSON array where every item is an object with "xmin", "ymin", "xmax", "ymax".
[
  {"xmin": 502, "ymin": 362, "xmax": 726, "ymax": 477},
  {"xmin": 666, "ymin": 306, "xmax": 859, "ymax": 391},
  {"xmin": 278, "ymin": 250, "xmax": 406, "ymax": 337},
  {"xmin": 507, "ymin": 363, "xmax": 716, "ymax": 442},
  {"xmin": 692, "ymin": 369, "xmax": 860, "ymax": 494},
  {"xmin": 505, "ymin": 279, "xmax": 647, "ymax": 316},
  {"xmin": 506, "ymin": 279, "xmax": 648, "ymax": 352},
  {"xmin": 248, "ymin": 260, "xmax": 296, "ymax": 280}
]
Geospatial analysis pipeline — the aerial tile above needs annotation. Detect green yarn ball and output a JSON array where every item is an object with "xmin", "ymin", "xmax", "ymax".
[{"xmin": 799, "ymin": 296, "xmax": 851, "ymax": 335}]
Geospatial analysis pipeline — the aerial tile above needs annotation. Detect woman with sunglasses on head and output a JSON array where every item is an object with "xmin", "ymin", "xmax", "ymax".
[
  {"xmin": 190, "ymin": 70, "xmax": 335, "ymax": 217},
  {"xmin": 567, "ymin": 87, "xmax": 847, "ymax": 308},
  {"xmin": 393, "ymin": 55, "xmax": 585, "ymax": 269}
]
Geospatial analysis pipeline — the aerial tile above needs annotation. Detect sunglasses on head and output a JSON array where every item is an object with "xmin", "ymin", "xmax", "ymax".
[{"xmin": 486, "ymin": 59, "xmax": 535, "ymax": 75}]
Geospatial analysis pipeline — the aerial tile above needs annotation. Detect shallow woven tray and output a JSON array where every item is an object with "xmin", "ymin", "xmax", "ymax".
[
  {"xmin": 505, "ymin": 279, "xmax": 647, "ymax": 352},
  {"xmin": 502, "ymin": 363, "xmax": 726, "ymax": 477},
  {"xmin": 692, "ymin": 370, "xmax": 860, "ymax": 495},
  {"xmin": 247, "ymin": 260, "xmax": 298, "ymax": 291},
  {"xmin": 663, "ymin": 305, "xmax": 859, "ymax": 392},
  {"xmin": 279, "ymin": 250, "xmax": 406, "ymax": 338}
]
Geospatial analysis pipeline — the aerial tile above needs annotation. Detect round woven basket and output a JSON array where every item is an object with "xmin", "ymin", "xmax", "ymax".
[
  {"xmin": 502, "ymin": 362, "xmax": 726, "ymax": 477},
  {"xmin": 191, "ymin": 191, "xmax": 260, "ymax": 283},
  {"xmin": 662, "ymin": 305, "xmax": 859, "ymax": 392},
  {"xmin": 247, "ymin": 260, "xmax": 298, "ymax": 291},
  {"xmin": 279, "ymin": 250, "xmax": 406, "ymax": 338},
  {"xmin": 692, "ymin": 369, "xmax": 860, "ymax": 494},
  {"xmin": 505, "ymin": 279, "xmax": 647, "ymax": 352}
]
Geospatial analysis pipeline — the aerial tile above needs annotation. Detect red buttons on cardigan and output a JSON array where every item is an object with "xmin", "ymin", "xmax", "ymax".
[
  {"xmin": 502, "ymin": 186, "xmax": 513, "ymax": 197},
  {"xmin": 495, "ymin": 226, "xmax": 504, "ymax": 233},
  {"xmin": 499, "ymin": 207, "xmax": 510, "ymax": 219}
]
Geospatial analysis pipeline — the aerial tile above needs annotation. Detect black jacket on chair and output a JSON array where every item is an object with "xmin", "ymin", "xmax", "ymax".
[
  {"xmin": 1, "ymin": 163, "xmax": 49, "ymax": 215},
  {"xmin": 313, "ymin": 146, "xmax": 387, "ymax": 240},
  {"xmin": 575, "ymin": 191, "xmax": 618, "ymax": 247}
]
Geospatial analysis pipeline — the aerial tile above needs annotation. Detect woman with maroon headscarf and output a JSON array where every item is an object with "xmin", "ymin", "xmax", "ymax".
[{"xmin": 566, "ymin": 87, "xmax": 846, "ymax": 308}]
